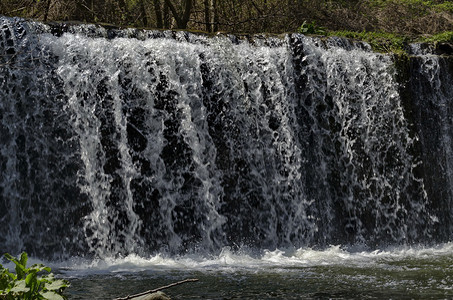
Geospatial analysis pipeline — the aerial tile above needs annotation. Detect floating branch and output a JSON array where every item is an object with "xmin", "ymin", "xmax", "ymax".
[{"xmin": 113, "ymin": 278, "xmax": 199, "ymax": 300}]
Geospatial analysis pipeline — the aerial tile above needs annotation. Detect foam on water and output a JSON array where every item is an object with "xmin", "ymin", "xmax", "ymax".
[{"xmin": 35, "ymin": 243, "xmax": 452, "ymax": 277}]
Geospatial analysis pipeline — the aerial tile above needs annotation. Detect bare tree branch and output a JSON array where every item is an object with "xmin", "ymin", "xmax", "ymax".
[
  {"xmin": 6, "ymin": 7, "xmax": 27, "ymax": 15},
  {"xmin": 113, "ymin": 278, "xmax": 199, "ymax": 300}
]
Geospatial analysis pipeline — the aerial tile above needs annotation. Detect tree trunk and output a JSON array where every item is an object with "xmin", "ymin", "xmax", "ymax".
[
  {"xmin": 204, "ymin": 0, "xmax": 217, "ymax": 32},
  {"xmin": 140, "ymin": 0, "xmax": 149, "ymax": 27},
  {"xmin": 204, "ymin": 0, "xmax": 211, "ymax": 32},
  {"xmin": 43, "ymin": 0, "xmax": 52, "ymax": 21},
  {"xmin": 154, "ymin": 0, "xmax": 163, "ymax": 28},
  {"xmin": 181, "ymin": 0, "xmax": 193, "ymax": 28},
  {"xmin": 118, "ymin": 0, "xmax": 129, "ymax": 25},
  {"xmin": 213, "ymin": 0, "xmax": 218, "ymax": 31},
  {"xmin": 163, "ymin": 1, "xmax": 170, "ymax": 28},
  {"xmin": 164, "ymin": 0, "xmax": 192, "ymax": 29}
]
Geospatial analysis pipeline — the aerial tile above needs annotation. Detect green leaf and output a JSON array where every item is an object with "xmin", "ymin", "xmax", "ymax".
[
  {"xmin": 10, "ymin": 279, "xmax": 30, "ymax": 293},
  {"xmin": 2, "ymin": 252, "xmax": 69, "ymax": 300},
  {"xmin": 19, "ymin": 253, "xmax": 28, "ymax": 269},
  {"xmin": 30, "ymin": 264, "xmax": 51, "ymax": 273},
  {"xmin": 41, "ymin": 291, "xmax": 65, "ymax": 300},
  {"xmin": 3, "ymin": 254, "xmax": 15, "ymax": 261},
  {"xmin": 4, "ymin": 253, "xmax": 27, "ymax": 280},
  {"xmin": 44, "ymin": 279, "xmax": 69, "ymax": 291},
  {"xmin": 5, "ymin": 272, "xmax": 17, "ymax": 280},
  {"xmin": 25, "ymin": 272, "xmax": 37, "ymax": 287},
  {"xmin": 0, "ymin": 267, "xmax": 14, "ymax": 290}
]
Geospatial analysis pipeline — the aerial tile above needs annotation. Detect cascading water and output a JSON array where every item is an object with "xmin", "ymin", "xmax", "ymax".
[
  {"xmin": 0, "ymin": 16, "xmax": 452, "ymax": 260},
  {"xmin": 407, "ymin": 43, "xmax": 453, "ymax": 239}
]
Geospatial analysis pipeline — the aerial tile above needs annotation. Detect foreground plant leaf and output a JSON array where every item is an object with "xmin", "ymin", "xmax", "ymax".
[
  {"xmin": 1, "ymin": 253, "xmax": 70, "ymax": 299},
  {"xmin": 9, "ymin": 279, "xmax": 29, "ymax": 293},
  {"xmin": 41, "ymin": 290, "xmax": 65, "ymax": 300}
]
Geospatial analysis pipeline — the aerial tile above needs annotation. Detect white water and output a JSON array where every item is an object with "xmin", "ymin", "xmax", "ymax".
[
  {"xmin": 49, "ymin": 30, "xmax": 424, "ymax": 254},
  {"xmin": 21, "ymin": 242, "xmax": 446, "ymax": 276}
]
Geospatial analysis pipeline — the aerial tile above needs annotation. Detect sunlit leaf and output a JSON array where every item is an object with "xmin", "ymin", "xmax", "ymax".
[
  {"xmin": 19, "ymin": 253, "xmax": 28, "ymax": 268},
  {"xmin": 45, "ymin": 279, "xmax": 70, "ymax": 291},
  {"xmin": 31, "ymin": 264, "xmax": 52, "ymax": 273},
  {"xmin": 41, "ymin": 291, "xmax": 65, "ymax": 300},
  {"xmin": 10, "ymin": 279, "xmax": 30, "ymax": 293},
  {"xmin": 2, "ymin": 252, "xmax": 69, "ymax": 299}
]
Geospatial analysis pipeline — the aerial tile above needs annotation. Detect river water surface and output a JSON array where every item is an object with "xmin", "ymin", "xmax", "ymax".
[{"xmin": 51, "ymin": 244, "xmax": 453, "ymax": 299}]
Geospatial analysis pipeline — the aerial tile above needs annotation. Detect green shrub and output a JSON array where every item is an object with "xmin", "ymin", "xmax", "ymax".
[
  {"xmin": 433, "ymin": 2, "xmax": 453, "ymax": 13},
  {"xmin": 298, "ymin": 21, "xmax": 326, "ymax": 35},
  {"xmin": 328, "ymin": 30, "xmax": 409, "ymax": 53},
  {"xmin": 0, "ymin": 252, "xmax": 69, "ymax": 300},
  {"xmin": 423, "ymin": 31, "xmax": 453, "ymax": 43}
]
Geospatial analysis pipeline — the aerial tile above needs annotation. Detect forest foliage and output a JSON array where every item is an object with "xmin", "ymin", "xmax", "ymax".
[{"xmin": 0, "ymin": 0, "xmax": 452, "ymax": 37}]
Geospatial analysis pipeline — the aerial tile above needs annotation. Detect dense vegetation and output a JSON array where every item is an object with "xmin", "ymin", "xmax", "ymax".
[
  {"xmin": 0, "ymin": 0, "xmax": 452, "ymax": 37},
  {"xmin": 0, "ymin": 253, "xmax": 69, "ymax": 300}
]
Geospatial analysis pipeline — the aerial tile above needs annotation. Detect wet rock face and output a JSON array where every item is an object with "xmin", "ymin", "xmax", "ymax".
[{"xmin": 436, "ymin": 43, "xmax": 453, "ymax": 56}]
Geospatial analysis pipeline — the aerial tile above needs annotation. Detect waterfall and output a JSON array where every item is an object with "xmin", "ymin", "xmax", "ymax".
[
  {"xmin": 407, "ymin": 44, "xmax": 453, "ymax": 239},
  {"xmin": 0, "ymin": 16, "xmax": 452, "ymax": 259}
]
